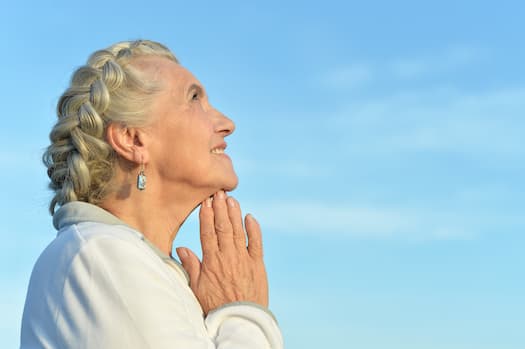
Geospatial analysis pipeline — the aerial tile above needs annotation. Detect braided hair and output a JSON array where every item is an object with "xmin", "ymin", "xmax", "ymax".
[{"xmin": 43, "ymin": 40, "xmax": 178, "ymax": 214}]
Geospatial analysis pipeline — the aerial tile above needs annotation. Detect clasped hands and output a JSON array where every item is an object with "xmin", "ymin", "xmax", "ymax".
[{"xmin": 176, "ymin": 191, "xmax": 268, "ymax": 315}]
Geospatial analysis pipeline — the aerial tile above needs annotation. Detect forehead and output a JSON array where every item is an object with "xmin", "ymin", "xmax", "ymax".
[{"xmin": 131, "ymin": 56, "xmax": 200, "ymax": 96}]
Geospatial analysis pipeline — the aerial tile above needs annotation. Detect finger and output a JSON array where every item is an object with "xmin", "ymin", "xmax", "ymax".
[
  {"xmin": 213, "ymin": 191, "xmax": 234, "ymax": 252},
  {"xmin": 176, "ymin": 247, "xmax": 201, "ymax": 287},
  {"xmin": 226, "ymin": 197, "xmax": 247, "ymax": 250},
  {"xmin": 245, "ymin": 214, "xmax": 263, "ymax": 258},
  {"xmin": 199, "ymin": 198, "xmax": 218, "ymax": 256}
]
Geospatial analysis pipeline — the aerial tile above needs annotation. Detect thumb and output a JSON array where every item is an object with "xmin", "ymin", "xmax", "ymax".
[{"xmin": 176, "ymin": 247, "xmax": 201, "ymax": 287}]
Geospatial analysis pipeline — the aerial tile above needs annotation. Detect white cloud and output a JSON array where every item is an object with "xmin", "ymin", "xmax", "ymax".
[
  {"xmin": 233, "ymin": 156, "xmax": 334, "ymax": 178},
  {"xmin": 321, "ymin": 45, "xmax": 485, "ymax": 88},
  {"xmin": 390, "ymin": 45, "xmax": 483, "ymax": 79},
  {"xmin": 230, "ymin": 83, "xmax": 524, "ymax": 185},
  {"xmin": 251, "ymin": 200, "xmax": 478, "ymax": 241},
  {"xmin": 334, "ymin": 85, "xmax": 525, "ymax": 155}
]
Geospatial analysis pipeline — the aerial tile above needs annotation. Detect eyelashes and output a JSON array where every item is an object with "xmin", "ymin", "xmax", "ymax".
[{"xmin": 187, "ymin": 84, "xmax": 206, "ymax": 104}]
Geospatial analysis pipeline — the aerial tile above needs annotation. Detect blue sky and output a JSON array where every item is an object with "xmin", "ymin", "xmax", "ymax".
[{"xmin": 1, "ymin": 1, "xmax": 524, "ymax": 348}]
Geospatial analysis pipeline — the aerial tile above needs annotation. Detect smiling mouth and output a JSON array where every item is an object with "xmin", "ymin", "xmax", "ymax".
[
  {"xmin": 211, "ymin": 142, "xmax": 227, "ymax": 154},
  {"xmin": 210, "ymin": 148, "xmax": 225, "ymax": 154}
]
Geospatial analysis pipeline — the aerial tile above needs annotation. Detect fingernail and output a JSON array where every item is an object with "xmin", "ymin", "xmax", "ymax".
[
  {"xmin": 177, "ymin": 247, "xmax": 188, "ymax": 258},
  {"xmin": 216, "ymin": 190, "xmax": 225, "ymax": 199},
  {"xmin": 205, "ymin": 197, "xmax": 212, "ymax": 207},
  {"xmin": 227, "ymin": 197, "xmax": 235, "ymax": 207},
  {"xmin": 250, "ymin": 214, "xmax": 259, "ymax": 224}
]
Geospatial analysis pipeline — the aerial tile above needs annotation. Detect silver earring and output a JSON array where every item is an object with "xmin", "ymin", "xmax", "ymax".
[{"xmin": 137, "ymin": 162, "xmax": 146, "ymax": 191}]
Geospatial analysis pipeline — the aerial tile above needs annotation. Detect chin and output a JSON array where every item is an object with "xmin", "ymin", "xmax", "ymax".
[{"xmin": 223, "ymin": 173, "xmax": 239, "ymax": 192}]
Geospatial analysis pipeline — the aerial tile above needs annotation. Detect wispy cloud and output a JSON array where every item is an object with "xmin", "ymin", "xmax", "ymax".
[
  {"xmin": 235, "ymin": 83, "xmax": 524, "ymax": 181},
  {"xmin": 233, "ymin": 156, "xmax": 334, "ymax": 178},
  {"xmin": 317, "ymin": 45, "xmax": 524, "ymax": 157},
  {"xmin": 250, "ymin": 200, "xmax": 479, "ymax": 241},
  {"xmin": 178, "ymin": 197, "xmax": 485, "ymax": 242},
  {"xmin": 321, "ymin": 45, "xmax": 485, "ymax": 88},
  {"xmin": 390, "ymin": 45, "xmax": 484, "ymax": 79},
  {"xmin": 334, "ymin": 85, "xmax": 525, "ymax": 155},
  {"xmin": 234, "ymin": 45, "xmax": 524, "ymax": 242},
  {"xmin": 322, "ymin": 63, "xmax": 373, "ymax": 89}
]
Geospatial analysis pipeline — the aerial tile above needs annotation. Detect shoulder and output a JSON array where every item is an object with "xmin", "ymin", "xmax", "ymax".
[
  {"xmin": 22, "ymin": 222, "xmax": 203, "ymax": 348},
  {"xmin": 23, "ymin": 221, "xmax": 196, "ymax": 322},
  {"xmin": 35, "ymin": 222, "xmax": 155, "ymax": 274},
  {"xmin": 26, "ymin": 221, "xmax": 177, "ymax": 306}
]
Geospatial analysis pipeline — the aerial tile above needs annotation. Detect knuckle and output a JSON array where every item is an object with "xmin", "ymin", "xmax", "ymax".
[
  {"xmin": 232, "ymin": 223, "xmax": 244, "ymax": 235},
  {"xmin": 234, "ymin": 234, "xmax": 246, "ymax": 244},
  {"xmin": 215, "ymin": 222, "xmax": 231, "ymax": 234},
  {"xmin": 201, "ymin": 227, "xmax": 215, "ymax": 237}
]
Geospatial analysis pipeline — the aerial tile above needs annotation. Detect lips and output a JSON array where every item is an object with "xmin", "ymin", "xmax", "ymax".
[{"xmin": 210, "ymin": 142, "xmax": 227, "ymax": 154}]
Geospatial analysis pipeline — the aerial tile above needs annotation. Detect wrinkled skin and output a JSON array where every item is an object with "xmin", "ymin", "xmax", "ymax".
[{"xmin": 177, "ymin": 191, "xmax": 268, "ymax": 315}]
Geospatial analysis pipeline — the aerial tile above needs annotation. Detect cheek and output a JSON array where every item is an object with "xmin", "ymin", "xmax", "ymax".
[
  {"xmin": 153, "ymin": 115, "xmax": 218, "ymax": 178},
  {"xmin": 169, "ymin": 134, "xmax": 212, "ymax": 174},
  {"xmin": 162, "ymin": 116, "xmax": 211, "ymax": 151}
]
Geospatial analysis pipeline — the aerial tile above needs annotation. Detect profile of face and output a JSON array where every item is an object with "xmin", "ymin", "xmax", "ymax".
[{"xmin": 140, "ymin": 57, "xmax": 238, "ymax": 196}]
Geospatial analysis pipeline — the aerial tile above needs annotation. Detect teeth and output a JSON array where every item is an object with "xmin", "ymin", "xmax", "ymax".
[{"xmin": 211, "ymin": 148, "xmax": 224, "ymax": 154}]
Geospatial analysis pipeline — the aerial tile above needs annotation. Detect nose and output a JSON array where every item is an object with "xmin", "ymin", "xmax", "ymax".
[{"xmin": 214, "ymin": 109, "xmax": 235, "ymax": 137}]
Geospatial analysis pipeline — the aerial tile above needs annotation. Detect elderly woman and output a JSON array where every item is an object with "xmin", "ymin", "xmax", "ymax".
[{"xmin": 20, "ymin": 40, "xmax": 283, "ymax": 348}]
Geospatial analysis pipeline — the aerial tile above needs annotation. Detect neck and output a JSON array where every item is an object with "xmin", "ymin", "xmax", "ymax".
[{"xmin": 101, "ymin": 178, "xmax": 209, "ymax": 257}]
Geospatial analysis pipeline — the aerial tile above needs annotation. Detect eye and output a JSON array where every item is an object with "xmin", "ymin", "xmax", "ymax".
[{"xmin": 188, "ymin": 84, "xmax": 204, "ymax": 102}]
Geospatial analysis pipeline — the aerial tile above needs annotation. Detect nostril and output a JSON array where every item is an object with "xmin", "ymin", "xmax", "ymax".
[
  {"xmin": 215, "ymin": 111, "xmax": 235, "ymax": 136},
  {"xmin": 224, "ymin": 116, "xmax": 235, "ymax": 136}
]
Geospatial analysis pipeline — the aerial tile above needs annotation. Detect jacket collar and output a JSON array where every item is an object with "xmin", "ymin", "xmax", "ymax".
[{"xmin": 53, "ymin": 201, "xmax": 125, "ymax": 230}]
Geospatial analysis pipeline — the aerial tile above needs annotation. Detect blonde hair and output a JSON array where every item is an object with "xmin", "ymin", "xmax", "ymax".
[{"xmin": 43, "ymin": 40, "xmax": 178, "ymax": 214}]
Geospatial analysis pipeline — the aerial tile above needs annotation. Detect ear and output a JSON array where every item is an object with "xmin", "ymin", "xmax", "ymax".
[{"xmin": 106, "ymin": 123, "xmax": 150, "ymax": 165}]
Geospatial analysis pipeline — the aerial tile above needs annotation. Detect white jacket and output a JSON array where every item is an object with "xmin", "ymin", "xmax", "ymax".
[{"xmin": 20, "ymin": 202, "xmax": 283, "ymax": 348}]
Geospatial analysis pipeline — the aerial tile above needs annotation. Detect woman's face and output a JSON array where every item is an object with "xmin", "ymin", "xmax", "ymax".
[{"xmin": 142, "ymin": 57, "xmax": 238, "ymax": 196}]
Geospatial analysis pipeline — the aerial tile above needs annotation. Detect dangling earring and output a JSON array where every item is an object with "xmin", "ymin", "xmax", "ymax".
[{"xmin": 137, "ymin": 161, "xmax": 146, "ymax": 191}]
